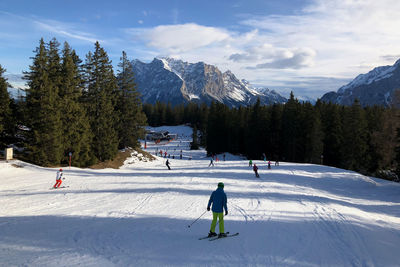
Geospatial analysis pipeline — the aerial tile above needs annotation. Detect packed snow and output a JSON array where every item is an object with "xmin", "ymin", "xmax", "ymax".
[{"xmin": 1, "ymin": 125, "xmax": 400, "ymax": 266}]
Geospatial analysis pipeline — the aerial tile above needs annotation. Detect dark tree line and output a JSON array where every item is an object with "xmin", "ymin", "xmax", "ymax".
[
  {"xmin": 0, "ymin": 38, "xmax": 146, "ymax": 167},
  {"xmin": 143, "ymin": 92, "xmax": 400, "ymax": 180}
]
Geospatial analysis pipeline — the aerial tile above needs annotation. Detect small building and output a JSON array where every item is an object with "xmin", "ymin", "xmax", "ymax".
[{"xmin": 5, "ymin": 147, "xmax": 13, "ymax": 160}]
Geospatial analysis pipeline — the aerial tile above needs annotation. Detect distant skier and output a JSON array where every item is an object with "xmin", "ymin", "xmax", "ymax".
[
  {"xmin": 223, "ymin": 154, "xmax": 226, "ymax": 161},
  {"xmin": 209, "ymin": 157, "xmax": 214, "ymax": 167},
  {"xmin": 253, "ymin": 164, "xmax": 259, "ymax": 178},
  {"xmin": 249, "ymin": 159, "xmax": 253, "ymax": 167},
  {"xmin": 275, "ymin": 160, "xmax": 279, "ymax": 166},
  {"xmin": 166, "ymin": 159, "xmax": 171, "ymax": 170},
  {"xmin": 207, "ymin": 182, "xmax": 228, "ymax": 238},
  {"xmin": 53, "ymin": 168, "xmax": 64, "ymax": 188},
  {"xmin": 268, "ymin": 161, "xmax": 271, "ymax": 169}
]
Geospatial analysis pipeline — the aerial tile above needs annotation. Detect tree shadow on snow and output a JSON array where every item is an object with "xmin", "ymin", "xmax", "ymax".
[{"xmin": 0, "ymin": 215, "xmax": 399, "ymax": 266}]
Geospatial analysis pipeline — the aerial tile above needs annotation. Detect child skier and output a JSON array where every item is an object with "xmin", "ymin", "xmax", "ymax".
[
  {"xmin": 53, "ymin": 168, "xmax": 64, "ymax": 188},
  {"xmin": 249, "ymin": 159, "xmax": 253, "ymax": 167},
  {"xmin": 207, "ymin": 182, "xmax": 228, "ymax": 238},
  {"xmin": 253, "ymin": 164, "xmax": 259, "ymax": 178}
]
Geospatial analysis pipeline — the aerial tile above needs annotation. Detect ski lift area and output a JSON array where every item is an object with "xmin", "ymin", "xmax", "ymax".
[{"xmin": 145, "ymin": 130, "xmax": 177, "ymax": 142}]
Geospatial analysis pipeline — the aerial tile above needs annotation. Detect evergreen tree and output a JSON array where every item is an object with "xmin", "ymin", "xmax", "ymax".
[
  {"xmin": 84, "ymin": 41, "xmax": 119, "ymax": 161},
  {"xmin": 24, "ymin": 38, "xmax": 63, "ymax": 166},
  {"xmin": 116, "ymin": 51, "xmax": 146, "ymax": 149},
  {"xmin": 206, "ymin": 102, "xmax": 219, "ymax": 155},
  {"xmin": 59, "ymin": 42, "xmax": 93, "ymax": 166},
  {"xmin": 190, "ymin": 124, "xmax": 199, "ymax": 150},
  {"xmin": 395, "ymin": 128, "xmax": 400, "ymax": 178},
  {"xmin": 321, "ymin": 103, "xmax": 343, "ymax": 167},
  {"xmin": 246, "ymin": 98, "xmax": 268, "ymax": 159},
  {"xmin": 281, "ymin": 92, "xmax": 301, "ymax": 162},
  {"xmin": 269, "ymin": 104, "xmax": 283, "ymax": 161},
  {"xmin": 341, "ymin": 99, "xmax": 368, "ymax": 172},
  {"xmin": 0, "ymin": 64, "xmax": 11, "ymax": 149},
  {"xmin": 301, "ymin": 102, "xmax": 324, "ymax": 163},
  {"xmin": 365, "ymin": 106, "xmax": 386, "ymax": 172}
]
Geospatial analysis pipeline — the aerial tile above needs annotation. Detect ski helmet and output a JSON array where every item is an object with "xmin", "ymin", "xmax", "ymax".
[
  {"xmin": 218, "ymin": 182, "xmax": 224, "ymax": 188},
  {"xmin": 59, "ymin": 168, "xmax": 63, "ymax": 172}
]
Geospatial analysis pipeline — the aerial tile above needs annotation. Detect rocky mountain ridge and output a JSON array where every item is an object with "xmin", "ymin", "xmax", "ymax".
[
  {"xmin": 131, "ymin": 58, "xmax": 287, "ymax": 107},
  {"xmin": 321, "ymin": 59, "xmax": 400, "ymax": 106}
]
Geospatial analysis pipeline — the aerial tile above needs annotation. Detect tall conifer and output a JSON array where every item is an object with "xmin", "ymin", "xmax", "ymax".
[
  {"xmin": 116, "ymin": 51, "xmax": 146, "ymax": 148},
  {"xmin": 281, "ymin": 92, "xmax": 301, "ymax": 162},
  {"xmin": 0, "ymin": 65, "xmax": 11, "ymax": 148},
  {"xmin": 24, "ymin": 38, "xmax": 63, "ymax": 166},
  {"xmin": 60, "ymin": 42, "xmax": 93, "ymax": 166},
  {"xmin": 84, "ymin": 42, "xmax": 118, "ymax": 161},
  {"xmin": 321, "ymin": 103, "xmax": 343, "ymax": 166},
  {"xmin": 341, "ymin": 100, "xmax": 368, "ymax": 171}
]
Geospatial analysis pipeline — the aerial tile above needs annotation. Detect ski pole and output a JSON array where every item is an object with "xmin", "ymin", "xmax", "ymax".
[{"xmin": 187, "ymin": 210, "xmax": 207, "ymax": 228}]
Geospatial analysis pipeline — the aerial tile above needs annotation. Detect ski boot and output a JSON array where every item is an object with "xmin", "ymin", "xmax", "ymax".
[
  {"xmin": 208, "ymin": 231, "xmax": 217, "ymax": 237},
  {"xmin": 218, "ymin": 232, "xmax": 227, "ymax": 238}
]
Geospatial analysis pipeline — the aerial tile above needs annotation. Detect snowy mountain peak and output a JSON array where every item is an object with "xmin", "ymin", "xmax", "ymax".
[
  {"xmin": 131, "ymin": 58, "xmax": 287, "ymax": 107},
  {"xmin": 338, "ymin": 63, "xmax": 398, "ymax": 94},
  {"xmin": 322, "ymin": 58, "xmax": 400, "ymax": 106}
]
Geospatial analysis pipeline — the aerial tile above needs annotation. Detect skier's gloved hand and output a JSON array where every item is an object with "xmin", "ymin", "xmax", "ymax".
[
  {"xmin": 225, "ymin": 211, "xmax": 228, "ymax": 215},
  {"xmin": 207, "ymin": 207, "xmax": 210, "ymax": 211}
]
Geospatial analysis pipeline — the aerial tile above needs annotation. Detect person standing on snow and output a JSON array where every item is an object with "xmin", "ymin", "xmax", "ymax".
[
  {"xmin": 207, "ymin": 182, "xmax": 228, "ymax": 237},
  {"xmin": 268, "ymin": 161, "xmax": 271, "ymax": 169},
  {"xmin": 249, "ymin": 159, "xmax": 253, "ymax": 167},
  {"xmin": 209, "ymin": 157, "xmax": 214, "ymax": 167},
  {"xmin": 53, "ymin": 168, "xmax": 64, "ymax": 188},
  {"xmin": 253, "ymin": 164, "xmax": 259, "ymax": 178},
  {"xmin": 166, "ymin": 159, "xmax": 171, "ymax": 170}
]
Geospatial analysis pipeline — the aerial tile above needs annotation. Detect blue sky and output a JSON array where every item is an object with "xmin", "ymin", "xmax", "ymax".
[{"xmin": 1, "ymin": 0, "xmax": 400, "ymax": 98}]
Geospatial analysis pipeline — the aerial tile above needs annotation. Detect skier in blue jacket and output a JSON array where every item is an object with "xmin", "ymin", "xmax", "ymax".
[{"xmin": 207, "ymin": 182, "xmax": 228, "ymax": 237}]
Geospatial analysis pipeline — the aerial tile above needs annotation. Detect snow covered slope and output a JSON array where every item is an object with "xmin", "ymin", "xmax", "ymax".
[{"xmin": 1, "ymin": 125, "xmax": 400, "ymax": 266}]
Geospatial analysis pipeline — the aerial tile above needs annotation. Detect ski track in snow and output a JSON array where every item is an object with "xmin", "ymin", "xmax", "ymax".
[{"xmin": 1, "ymin": 125, "xmax": 400, "ymax": 266}]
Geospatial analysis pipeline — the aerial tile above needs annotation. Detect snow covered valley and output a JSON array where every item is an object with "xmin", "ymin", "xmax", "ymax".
[{"xmin": 1, "ymin": 126, "xmax": 399, "ymax": 267}]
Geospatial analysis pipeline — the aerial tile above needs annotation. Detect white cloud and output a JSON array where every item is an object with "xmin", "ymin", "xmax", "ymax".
[
  {"xmin": 127, "ymin": 23, "xmax": 230, "ymax": 54},
  {"xmin": 251, "ymin": 48, "xmax": 316, "ymax": 70},
  {"xmin": 229, "ymin": 45, "xmax": 316, "ymax": 69},
  {"xmin": 239, "ymin": 0, "xmax": 400, "ymax": 71}
]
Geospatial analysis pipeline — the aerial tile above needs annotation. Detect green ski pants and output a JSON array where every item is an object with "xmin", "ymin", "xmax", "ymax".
[{"xmin": 210, "ymin": 212, "xmax": 224, "ymax": 233}]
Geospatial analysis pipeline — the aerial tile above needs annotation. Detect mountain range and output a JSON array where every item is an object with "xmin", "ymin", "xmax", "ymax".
[
  {"xmin": 5, "ymin": 57, "xmax": 400, "ymax": 107},
  {"xmin": 321, "ymin": 59, "xmax": 400, "ymax": 107},
  {"xmin": 130, "ymin": 58, "xmax": 287, "ymax": 107}
]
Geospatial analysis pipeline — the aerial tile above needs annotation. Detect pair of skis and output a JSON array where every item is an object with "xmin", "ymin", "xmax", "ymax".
[
  {"xmin": 199, "ymin": 232, "xmax": 239, "ymax": 241},
  {"xmin": 49, "ymin": 186, "xmax": 69, "ymax": 190}
]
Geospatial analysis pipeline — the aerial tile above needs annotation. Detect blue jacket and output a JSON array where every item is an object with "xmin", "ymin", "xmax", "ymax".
[{"xmin": 207, "ymin": 187, "xmax": 228, "ymax": 213}]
